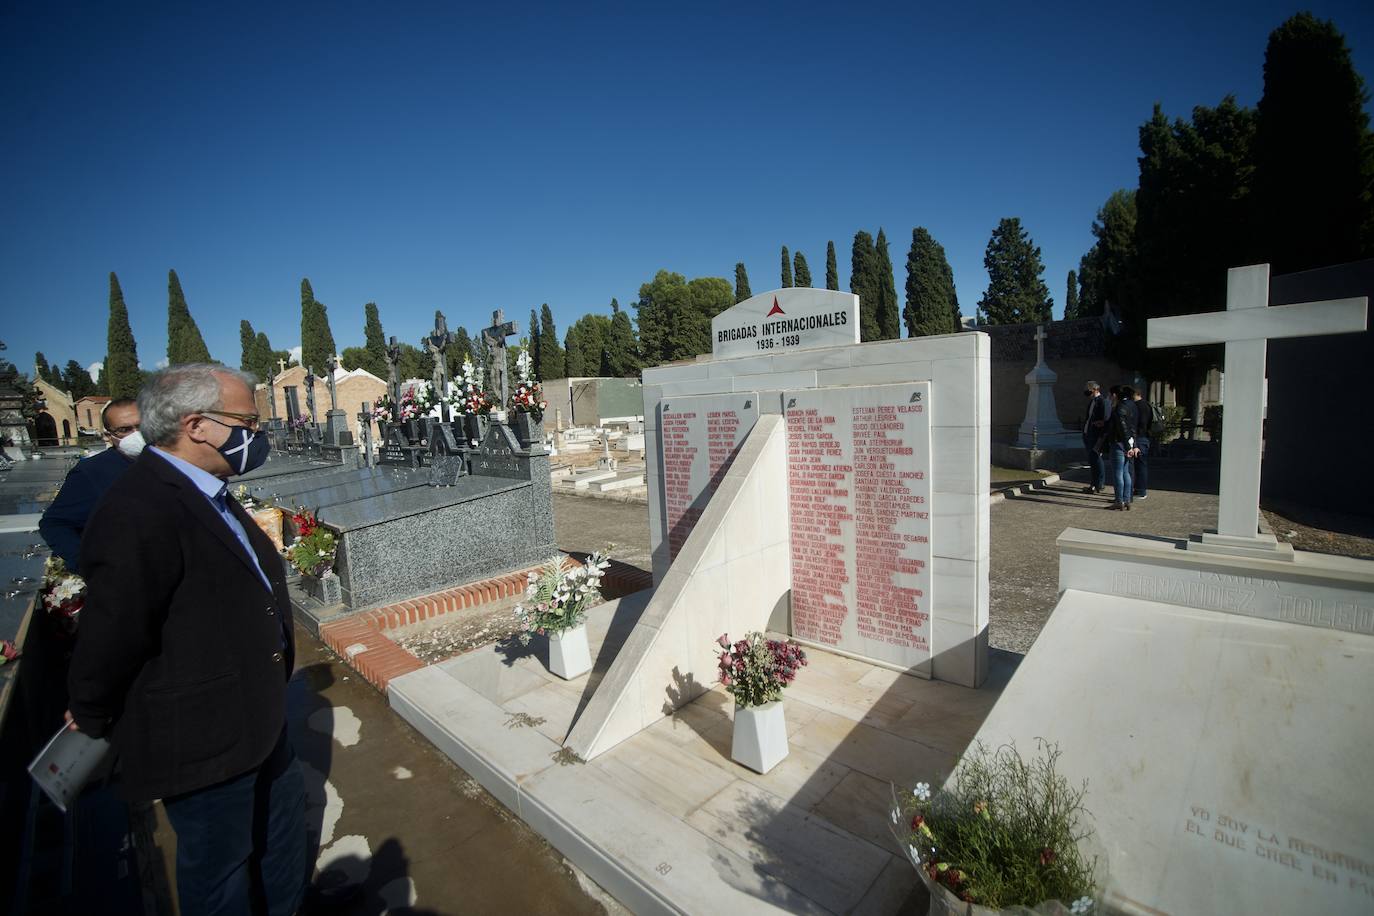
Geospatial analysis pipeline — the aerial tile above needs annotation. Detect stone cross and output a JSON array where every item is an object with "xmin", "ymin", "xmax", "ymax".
[
  {"xmin": 1033, "ymin": 324, "xmax": 1048, "ymax": 365},
  {"xmin": 277, "ymin": 357, "xmax": 288, "ymax": 378},
  {"xmin": 324, "ymin": 355, "xmax": 339, "ymax": 411},
  {"xmin": 384, "ymin": 336, "xmax": 403, "ymax": 409},
  {"xmin": 1148, "ymin": 263, "xmax": 1367, "ymax": 552},
  {"xmin": 304, "ymin": 367, "xmax": 317, "ymax": 423},
  {"xmin": 426, "ymin": 311, "xmax": 454, "ymax": 422},
  {"xmin": 481, "ymin": 309, "xmax": 519, "ymax": 408}
]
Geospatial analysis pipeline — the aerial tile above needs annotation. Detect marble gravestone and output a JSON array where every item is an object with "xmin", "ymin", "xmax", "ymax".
[
  {"xmin": 283, "ymin": 418, "xmax": 556, "ymax": 620},
  {"xmin": 657, "ymin": 393, "xmax": 758, "ymax": 560},
  {"xmin": 785, "ymin": 383, "xmax": 934, "ymax": 673},
  {"xmin": 963, "ymin": 264, "xmax": 1374, "ymax": 914}
]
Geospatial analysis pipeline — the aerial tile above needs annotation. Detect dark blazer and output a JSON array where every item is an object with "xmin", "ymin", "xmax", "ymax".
[
  {"xmin": 39, "ymin": 447, "xmax": 134, "ymax": 572},
  {"xmin": 1082, "ymin": 394, "xmax": 1110, "ymax": 443},
  {"xmin": 68, "ymin": 449, "xmax": 294, "ymax": 801}
]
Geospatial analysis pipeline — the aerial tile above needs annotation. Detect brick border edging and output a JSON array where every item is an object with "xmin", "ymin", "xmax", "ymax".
[{"xmin": 317, "ymin": 558, "xmax": 654, "ymax": 691}]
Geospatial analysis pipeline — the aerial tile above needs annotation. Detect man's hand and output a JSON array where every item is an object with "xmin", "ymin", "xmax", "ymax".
[
  {"xmin": 1092, "ymin": 420, "xmax": 1104, "ymax": 428},
  {"xmin": 63, "ymin": 709, "xmax": 78, "ymax": 731}
]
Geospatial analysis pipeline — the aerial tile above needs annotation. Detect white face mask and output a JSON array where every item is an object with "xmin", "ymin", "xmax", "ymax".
[{"xmin": 116, "ymin": 429, "xmax": 146, "ymax": 458}]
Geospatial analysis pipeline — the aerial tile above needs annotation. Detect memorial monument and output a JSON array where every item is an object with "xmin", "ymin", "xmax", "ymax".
[
  {"xmin": 562, "ymin": 286, "xmax": 991, "ymax": 760},
  {"xmin": 966, "ymin": 263, "xmax": 1374, "ymax": 915},
  {"xmin": 1014, "ymin": 324, "xmax": 1079, "ymax": 449}
]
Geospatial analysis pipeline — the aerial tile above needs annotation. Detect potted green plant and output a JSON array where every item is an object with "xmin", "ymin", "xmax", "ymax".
[
  {"xmin": 890, "ymin": 741, "xmax": 1102, "ymax": 915},
  {"xmin": 515, "ymin": 550, "xmax": 609, "ymax": 679},
  {"xmin": 715, "ymin": 632, "xmax": 807, "ymax": 774},
  {"xmin": 286, "ymin": 508, "xmax": 340, "ymax": 605}
]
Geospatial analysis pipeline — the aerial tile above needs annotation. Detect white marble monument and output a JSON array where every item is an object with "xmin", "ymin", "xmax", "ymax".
[
  {"xmin": 1016, "ymin": 324, "xmax": 1079, "ymax": 449},
  {"xmin": 967, "ymin": 264, "xmax": 1374, "ymax": 914},
  {"xmin": 563, "ymin": 287, "xmax": 991, "ymax": 761}
]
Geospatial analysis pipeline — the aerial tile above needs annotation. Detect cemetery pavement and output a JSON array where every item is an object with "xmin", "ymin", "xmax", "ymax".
[
  {"xmin": 990, "ymin": 464, "xmax": 1221, "ymax": 653},
  {"xmin": 142, "ymin": 623, "xmax": 617, "ymax": 915}
]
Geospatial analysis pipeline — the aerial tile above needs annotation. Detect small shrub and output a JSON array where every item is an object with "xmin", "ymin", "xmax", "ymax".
[{"xmin": 895, "ymin": 741, "xmax": 1098, "ymax": 910}]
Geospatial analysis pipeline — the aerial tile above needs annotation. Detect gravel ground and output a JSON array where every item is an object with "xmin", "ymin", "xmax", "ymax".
[{"xmin": 1263, "ymin": 505, "xmax": 1374, "ymax": 561}]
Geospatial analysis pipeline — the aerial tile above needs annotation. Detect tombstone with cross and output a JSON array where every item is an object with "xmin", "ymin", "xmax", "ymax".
[
  {"xmin": 1016, "ymin": 323, "xmax": 1078, "ymax": 449},
  {"xmin": 322, "ymin": 355, "xmax": 351, "ymax": 447},
  {"xmin": 482, "ymin": 309, "xmax": 519, "ymax": 410},
  {"xmin": 1148, "ymin": 263, "xmax": 1367, "ymax": 557}
]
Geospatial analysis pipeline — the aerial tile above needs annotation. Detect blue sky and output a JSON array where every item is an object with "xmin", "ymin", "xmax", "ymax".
[{"xmin": 2, "ymin": 1, "xmax": 1372, "ymax": 381}]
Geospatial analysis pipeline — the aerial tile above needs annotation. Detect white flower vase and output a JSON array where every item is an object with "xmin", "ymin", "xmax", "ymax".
[
  {"xmin": 731, "ymin": 700, "xmax": 788, "ymax": 774},
  {"xmin": 548, "ymin": 624, "xmax": 591, "ymax": 679}
]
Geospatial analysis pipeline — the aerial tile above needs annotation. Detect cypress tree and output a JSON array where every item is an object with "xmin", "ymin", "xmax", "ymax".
[
  {"xmin": 825, "ymin": 241, "xmax": 839, "ymax": 290},
  {"xmin": 167, "ymin": 269, "xmax": 212, "ymax": 364},
  {"xmin": 363, "ymin": 302, "xmax": 387, "ymax": 377},
  {"xmin": 734, "ymin": 263, "xmax": 752, "ymax": 303},
  {"xmin": 634, "ymin": 272, "xmax": 673, "ymax": 366},
  {"xmin": 34, "ymin": 352, "xmax": 53, "ymax": 383},
  {"xmin": 105, "ymin": 271, "xmax": 141, "ymax": 399},
  {"xmin": 565, "ymin": 325, "xmax": 585, "ymax": 377},
  {"xmin": 471, "ymin": 328, "xmax": 491, "ymax": 382},
  {"xmin": 780, "ymin": 246, "xmax": 793, "ymax": 287},
  {"xmin": 239, "ymin": 320, "xmax": 256, "ymax": 372},
  {"xmin": 1065, "ymin": 270, "xmax": 1080, "ymax": 319},
  {"xmin": 528, "ymin": 308, "xmax": 541, "ymax": 379},
  {"xmin": 63, "ymin": 360, "xmax": 96, "ymax": 399},
  {"xmin": 538, "ymin": 303, "xmax": 565, "ymax": 380},
  {"xmin": 903, "ymin": 227, "xmax": 958, "ymax": 337},
  {"xmin": 874, "ymin": 229, "xmax": 899, "ymax": 338},
  {"xmin": 253, "ymin": 332, "xmax": 276, "ymax": 382},
  {"xmin": 977, "ymin": 218, "xmax": 1053, "ymax": 325},
  {"xmin": 1253, "ymin": 12, "xmax": 1374, "ymax": 272},
  {"xmin": 299, "ymin": 278, "xmax": 337, "ymax": 373},
  {"xmin": 449, "ymin": 326, "xmax": 472, "ymax": 380},
  {"xmin": 606, "ymin": 298, "xmax": 641, "ymax": 376},
  {"xmin": 850, "ymin": 231, "xmax": 882, "ymax": 341},
  {"xmin": 793, "ymin": 251, "xmax": 812, "ymax": 288}
]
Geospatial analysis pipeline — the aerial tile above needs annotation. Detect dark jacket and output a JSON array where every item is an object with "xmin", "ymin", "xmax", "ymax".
[
  {"xmin": 68, "ymin": 449, "xmax": 294, "ymax": 801},
  {"xmin": 1134, "ymin": 398, "xmax": 1153, "ymax": 438},
  {"xmin": 1082, "ymin": 394, "xmax": 1110, "ymax": 441},
  {"xmin": 1103, "ymin": 399, "xmax": 1138, "ymax": 448},
  {"xmin": 39, "ymin": 447, "xmax": 134, "ymax": 571}
]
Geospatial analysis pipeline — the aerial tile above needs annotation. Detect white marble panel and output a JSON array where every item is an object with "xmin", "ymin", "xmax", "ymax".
[
  {"xmin": 770, "ymin": 346, "xmax": 853, "ymax": 373},
  {"xmin": 931, "ymin": 491, "xmax": 977, "ymax": 561},
  {"xmin": 785, "ymin": 383, "xmax": 934, "ymax": 671},
  {"xmin": 859, "ymin": 333, "xmax": 978, "ymax": 364},
  {"xmin": 931, "ymin": 556, "xmax": 976, "ymax": 624},
  {"xmin": 733, "ymin": 370, "xmax": 818, "ymax": 393},
  {"xmin": 931, "ymin": 358, "xmax": 978, "ymax": 427},
  {"xmin": 932, "ymin": 425, "xmax": 977, "ymax": 494},
  {"xmin": 816, "ymin": 362, "xmax": 932, "ymax": 388}
]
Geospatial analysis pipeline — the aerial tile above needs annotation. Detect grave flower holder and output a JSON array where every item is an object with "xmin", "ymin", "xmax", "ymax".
[
  {"xmin": 547, "ymin": 624, "xmax": 591, "ymax": 679},
  {"xmin": 512, "ymin": 411, "xmax": 542, "ymax": 449},
  {"xmin": 731, "ymin": 700, "xmax": 788, "ymax": 774},
  {"xmin": 716, "ymin": 632, "xmax": 808, "ymax": 775},
  {"xmin": 302, "ymin": 569, "xmax": 342, "ymax": 605},
  {"xmin": 464, "ymin": 414, "xmax": 489, "ymax": 446}
]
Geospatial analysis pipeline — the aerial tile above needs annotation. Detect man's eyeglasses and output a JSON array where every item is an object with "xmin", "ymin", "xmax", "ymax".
[
  {"xmin": 202, "ymin": 410, "xmax": 261, "ymax": 431},
  {"xmin": 106, "ymin": 425, "xmax": 138, "ymax": 437}
]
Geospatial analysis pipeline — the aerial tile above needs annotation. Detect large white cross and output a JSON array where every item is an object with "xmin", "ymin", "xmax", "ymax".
[{"xmin": 1148, "ymin": 264, "xmax": 1366, "ymax": 552}]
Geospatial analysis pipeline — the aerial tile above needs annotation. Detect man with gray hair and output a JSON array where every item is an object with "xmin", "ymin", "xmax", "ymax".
[{"xmin": 68, "ymin": 364, "xmax": 305, "ymax": 916}]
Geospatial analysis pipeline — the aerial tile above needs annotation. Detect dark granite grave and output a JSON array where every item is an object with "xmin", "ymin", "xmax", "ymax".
[{"xmin": 281, "ymin": 420, "xmax": 554, "ymax": 627}]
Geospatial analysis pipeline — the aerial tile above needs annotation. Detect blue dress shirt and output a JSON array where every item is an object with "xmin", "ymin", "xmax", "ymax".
[{"xmin": 149, "ymin": 447, "xmax": 272, "ymax": 593}]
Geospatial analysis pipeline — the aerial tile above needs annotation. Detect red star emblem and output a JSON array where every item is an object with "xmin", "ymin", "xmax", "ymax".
[{"xmin": 766, "ymin": 297, "xmax": 785, "ymax": 317}]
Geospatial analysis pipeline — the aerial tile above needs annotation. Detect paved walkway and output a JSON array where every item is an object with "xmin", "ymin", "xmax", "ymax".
[{"xmin": 989, "ymin": 463, "xmax": 1221, "ymax": 652}]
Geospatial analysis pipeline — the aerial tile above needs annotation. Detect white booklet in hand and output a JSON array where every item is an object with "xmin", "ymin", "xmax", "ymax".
[{"xmin": 28, "ymin": 724, "xmax": 114, "ymax": 812}]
